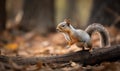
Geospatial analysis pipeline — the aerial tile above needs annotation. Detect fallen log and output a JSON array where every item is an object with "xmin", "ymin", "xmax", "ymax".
[{"xmin": 0, "ymin": 45, "xmax": 120, "ymax": 66}]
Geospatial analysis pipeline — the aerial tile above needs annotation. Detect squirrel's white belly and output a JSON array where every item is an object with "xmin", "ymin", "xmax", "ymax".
[{"xmin": 75, "ymin": 30, "xmax": 91, "ymax": 43}]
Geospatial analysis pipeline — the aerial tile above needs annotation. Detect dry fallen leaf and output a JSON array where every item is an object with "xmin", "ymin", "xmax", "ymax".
[{"xmin": 4, "ymin": 43, "xmax": 18, "ymax": 51}]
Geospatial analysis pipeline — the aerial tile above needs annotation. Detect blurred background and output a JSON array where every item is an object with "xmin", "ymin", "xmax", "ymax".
[
  {"xmin": 0, "ymin": 0, "xmax": 119, "ymax": 35},
  {"xmin": 0, "ymin": 0, "xmax": 120, "ymax": 55},
  {"xmin": 1, "ymin": 0, "xmax": 91, "ymax": 34}
]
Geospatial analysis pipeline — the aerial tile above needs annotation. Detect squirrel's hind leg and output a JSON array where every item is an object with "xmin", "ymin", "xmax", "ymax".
[
  {"xmin": 76, "ymin": 42, "xmax": 86, "ymax": 50},
  {"xmin": 86, "ymin": 42, "xmax": 93, "ymax": 51},
  {"xmin": 76, "ymin": 42, "xmax": 92, "ymax": 51}
]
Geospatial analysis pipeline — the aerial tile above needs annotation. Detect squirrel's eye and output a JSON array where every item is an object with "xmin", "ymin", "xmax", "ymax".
[{"xmin": 61, "ymin": 25, "xmax": 65, "ymax": 27}]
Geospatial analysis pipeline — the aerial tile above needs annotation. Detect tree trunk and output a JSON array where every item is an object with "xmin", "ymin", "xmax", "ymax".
[
  {"xmin": 20, "ymin": 0, "xmax": 55, "ymax": 35},
  {"xmin": 0, "ymin": 0, "xmax": 6, "ymax": 31},
  {"xmin": 88, "ymin": 0, "xmax": 120, "ymax": 28}
]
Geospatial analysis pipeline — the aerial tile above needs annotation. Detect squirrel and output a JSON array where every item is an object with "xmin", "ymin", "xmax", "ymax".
[{"xmin": 56, "ymin": 19, "xmax": 110, "ymax": 50}]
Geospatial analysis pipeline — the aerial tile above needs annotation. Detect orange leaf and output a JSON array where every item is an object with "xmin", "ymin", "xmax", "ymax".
[{"xmin": 5, "ymin": 43, "xmax": 18, "ymax": 51}]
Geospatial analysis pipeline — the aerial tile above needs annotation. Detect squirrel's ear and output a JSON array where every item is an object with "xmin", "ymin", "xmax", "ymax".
[{"xmin": 64, "ymin": 19, "xmax": 71, "ymax": 26}]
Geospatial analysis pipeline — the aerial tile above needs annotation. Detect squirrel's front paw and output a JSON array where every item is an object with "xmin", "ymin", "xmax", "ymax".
[{"xmin": 66, "ymin": 45, "xmax": 70, "ymax": 49}]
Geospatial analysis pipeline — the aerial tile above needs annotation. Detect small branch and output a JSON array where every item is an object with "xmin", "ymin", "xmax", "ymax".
[{"xmin": 0, "ymin": 45, "xmax": 120, "ymax": 66}]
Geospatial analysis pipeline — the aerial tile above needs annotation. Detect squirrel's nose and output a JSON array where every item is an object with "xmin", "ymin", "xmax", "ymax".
[
  {"xmin": 56, "ymin": 27, "xmax": 61, "ymax": 32},
  {"xmin": 56, "ymin": 28, "xmax": 60, "ymax": 32}
]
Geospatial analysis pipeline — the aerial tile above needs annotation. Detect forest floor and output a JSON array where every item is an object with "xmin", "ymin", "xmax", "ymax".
[{"xmin": 0, "ymin": 27, "xmax": 120, "ymax": 71}]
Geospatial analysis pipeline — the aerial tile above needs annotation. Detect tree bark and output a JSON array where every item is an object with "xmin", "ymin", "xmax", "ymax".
[{"xmin": 0, "ymin": 45, "xmax": 119, "ymax": 67}]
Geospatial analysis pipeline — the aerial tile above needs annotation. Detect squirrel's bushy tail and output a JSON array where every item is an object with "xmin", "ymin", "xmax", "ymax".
[{"xmin": 85, "ymin": 23, "xmax": 110, "ymax": 47}]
